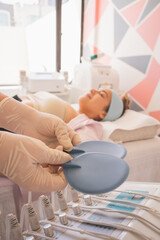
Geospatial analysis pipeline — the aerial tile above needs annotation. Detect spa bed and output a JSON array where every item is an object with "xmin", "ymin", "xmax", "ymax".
[{"xmin": 0, "ymin": 109, "xmax": 160, "ymax": 239}]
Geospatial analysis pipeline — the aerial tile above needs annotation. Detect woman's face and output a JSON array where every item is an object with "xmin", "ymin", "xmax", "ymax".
[{"xmin": 79, "ymin": 89, "xmax": 112, "ymax": 120}]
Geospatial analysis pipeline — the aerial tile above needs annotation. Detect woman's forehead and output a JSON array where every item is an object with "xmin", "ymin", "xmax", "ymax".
[
  {"xmin": 100, "ymin": 88, "xmax": 112, "ymax": 98},
  {"xmin": 99, "ymin": 88, "xmax": 111, "ymax": 93},
  {"xmin": 99, "ymin": 89, "xmax": 109, "ymax": 95}
]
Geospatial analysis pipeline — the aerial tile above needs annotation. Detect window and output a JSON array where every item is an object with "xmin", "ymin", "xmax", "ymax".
[
  {"xmin": 0, "ymin": 10, "xmax": 10, "ymax": 26},
  {"xmin": 0, "ymin": 0, "xmax": 56, "ymax": 85},
  {"xmin": 0, "ymin": 0, "xmax": 82, "ymax": 86}
]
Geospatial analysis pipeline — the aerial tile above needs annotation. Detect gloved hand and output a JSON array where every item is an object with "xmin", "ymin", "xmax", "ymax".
[
  {"xmin": 0, "ymin": 131, "xmax": 72, "ymax": 192},
  {"xmin": 0, "ymin": 97, "xmax": 81, "ymax": 151}
]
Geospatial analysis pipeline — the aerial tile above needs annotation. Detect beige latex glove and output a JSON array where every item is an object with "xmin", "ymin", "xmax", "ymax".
[
  {"xmin": 0, "ymin": 131, "xmax": 72, "ymax": 192},
  {"xmin": 0, "ymin": 97, "xmax": 81, "ymax": 151}
]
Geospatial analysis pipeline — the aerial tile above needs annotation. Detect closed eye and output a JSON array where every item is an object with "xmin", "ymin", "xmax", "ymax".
[{"xmin": 99, "ymin": 90, "xmax": 107, "ymax": 98}]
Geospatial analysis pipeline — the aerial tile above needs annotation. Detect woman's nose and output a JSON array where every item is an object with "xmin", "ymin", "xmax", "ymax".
[{"xmin": 90, "ymin": 89, "xmax": 97, "ymax": 95}]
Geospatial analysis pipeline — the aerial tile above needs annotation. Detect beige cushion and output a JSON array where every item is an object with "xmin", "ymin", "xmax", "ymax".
[{"xmin": 101, "ymin": 110, "xmax": 160, "ymax": 143}]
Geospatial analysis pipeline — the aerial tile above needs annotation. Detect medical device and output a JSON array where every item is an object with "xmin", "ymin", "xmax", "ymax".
[
  {"xmin": 49, "ymin": 141, "xmax": 128, "ymax": 195},
  {"xmin": 5, "ymin": 214, "xmax": 24, "ymax": 240},
  {"xmin": 73, "ymin": 61, "xmax": 119, "ymax": 91},
  {"xmin": 5, "ymin": 182, "xmax": 160, "ymax": 240},
  {"xmin": 27, "ymin": 72, "xmax": 65, "ymax": 93}
]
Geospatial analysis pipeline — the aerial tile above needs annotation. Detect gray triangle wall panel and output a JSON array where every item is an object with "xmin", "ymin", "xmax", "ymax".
[
  {"xmin": 114, "ymin": 10, "xmax": 129, "ymax": 52},
  {"xmin": 112, "ymin": 0, "xmax": 137, "ymax": 10},
  {"xmin": 118, "ymin": 55, "xmax": 151, "ymax": 73},
  {"xmin": 138, "ymin": 0, "xmax": 160, "ymax": 24}
]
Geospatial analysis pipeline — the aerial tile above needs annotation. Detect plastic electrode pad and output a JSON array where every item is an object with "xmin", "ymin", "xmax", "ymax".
[
  {"xmin": 75, "ymin": 140, "xmax": 127, "ymax": 159},
  {"xmin": 63, "ymin": 152, "xmax": 129, "ymax": 195}
]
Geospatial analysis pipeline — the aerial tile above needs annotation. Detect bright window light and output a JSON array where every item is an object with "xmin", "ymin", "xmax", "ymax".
[{"xmin": 0, "ymin": 1, "xmax": 56, "ymax": 85}]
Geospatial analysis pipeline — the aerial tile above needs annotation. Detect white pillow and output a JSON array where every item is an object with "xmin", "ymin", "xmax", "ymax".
[{"xmin": 101, "ymin": 110, "xmax": 160, "ymax": 143}]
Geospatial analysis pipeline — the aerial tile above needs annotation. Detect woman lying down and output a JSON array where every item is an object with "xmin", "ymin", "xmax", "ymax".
[{"xmin": 8, "ymin": 89, "xmax": 130, "ymax": 142}]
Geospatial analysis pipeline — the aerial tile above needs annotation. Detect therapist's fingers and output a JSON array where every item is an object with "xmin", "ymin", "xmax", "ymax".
[
  {"xmin": 69, "ymin": 130, "xmax": 82, "ymax": 146},
  {"xmin": 23, "ymin": 166, "xmax": 67, "ymax": 192},
  {"xmin": 40, "ymin": 147, "xmax": 72, "ymax": 165},
  {"xmin": 54, "ymin": 124, "xmax": 81, "ymax": 151},
  {"xmin": 39, "ymin": 167, "xmax": 67, "ymax": 192},
  {"xmin": 56, "ymin": 145, "xmax": 63, "ymax": 151},
  {"xmin": 44, "ymin": 165, "xmax": 59, "ymax": 174},
  {"xmin": 54, "ymin": 123, "xmax": 73, "ymax": 151}
]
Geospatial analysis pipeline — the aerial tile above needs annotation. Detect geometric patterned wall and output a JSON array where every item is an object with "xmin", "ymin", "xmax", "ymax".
[{"xmin": 83, "ymin": 0, "xmax": 160, "ymax": 121}]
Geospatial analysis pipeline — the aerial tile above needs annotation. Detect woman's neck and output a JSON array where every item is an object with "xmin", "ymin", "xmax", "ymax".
[{"xmin": 65, "ymin": 104, "xmax": 79, "ymax": 123}]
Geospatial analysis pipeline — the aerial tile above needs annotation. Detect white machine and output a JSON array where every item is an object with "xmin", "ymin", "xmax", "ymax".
[
  {"xmin": 5, "ymin": 182, "xmax": 160, "ymax": 240},
  {"xmin": 27, "ymin": 72, "xmax": 65, "ymax": 93},
  {"xmin": 73, "ymin": 61, "xmax": 119, "ymax": 91}
]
